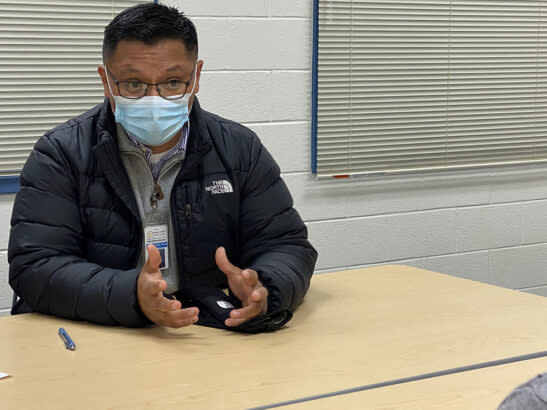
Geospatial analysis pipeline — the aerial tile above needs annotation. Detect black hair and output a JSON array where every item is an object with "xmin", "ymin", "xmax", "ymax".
[{"xmin": 102, "ymin": 2, "xmax": 198, "ymax": 62}]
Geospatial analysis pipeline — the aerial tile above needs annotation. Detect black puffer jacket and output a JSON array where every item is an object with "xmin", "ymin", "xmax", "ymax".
[{"xmin": 8, "ymin": 98, "xmax": 317, "ymax": 329}]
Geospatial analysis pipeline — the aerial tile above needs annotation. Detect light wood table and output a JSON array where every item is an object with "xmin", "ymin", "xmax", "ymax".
[
  {"xmin": 287, "ymin": 357, "xmax": 547, "ymax": 409},
  {"xmin": 0, "ymin": 265, "xmax": 546, "ymax": 409}
]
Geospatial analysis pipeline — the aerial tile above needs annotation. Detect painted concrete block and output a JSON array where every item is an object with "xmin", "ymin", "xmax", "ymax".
[
  {"xmin": 455, "ymin": 203, "xmax": 523, "ymax": 253},
  {"xmin": 0, "ymin": 251, "xmax": 12, "ymax": 310},
  {"xmin": 523, "ymin": 200, "xmax": 547, "ymax": 244},
  {"xmin": 308, "ymin": 209, "xmax": 458, "ymax": 270},
  {"xmin": 247, "ymin": 121, "xmax": 310, "ymax": 174},
  {"xmin": 193, "ymin": 18, "xmax": 310, "ymax": 70},
  {"xmin": 165, "ymin": 0, "xmax": 270, "ymax": 17},
  {"xmin": 0, "ymin": 194, "xmax": 14, "ymax": 251},
  {"xmin": 488, "ymin": 244, "xmax": 547, "ymax": 289},
  {"xmin": 198, "ymin": 71, "xmax": 309, "ymax": 123},
  {"xmin": 421, "ymin": 250, "xmax": 490, "ymax": 284},
  {"xmin": 270, "ymin": 0, "xmax": 313, "ymax": 18}
]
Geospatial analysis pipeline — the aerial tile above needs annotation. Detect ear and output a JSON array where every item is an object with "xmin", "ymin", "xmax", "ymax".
[
  {"xmin": 188, "ymin": 60, "xmax": 203, "ymax": 109},
  {"xmin": 98, "ymin": 64, "xmax": 116, "ymax": 111},
  {"xmin": 193, "ymin": 60, "xmax": 204, "ymax": 95},
  {"xmin": 97, "ymin": 65, "xmax": 110, "ymax": 98}
]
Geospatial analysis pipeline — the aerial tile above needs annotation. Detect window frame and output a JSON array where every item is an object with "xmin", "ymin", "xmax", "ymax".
[{"xmin": 311, "ymin": 0, "xmax": 547, "ymax": 180}]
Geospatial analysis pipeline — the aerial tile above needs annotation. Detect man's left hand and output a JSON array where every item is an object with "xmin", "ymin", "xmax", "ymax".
[{"xmin": 215, "ymin": 247, "xmax": 268, "ymax": 327}]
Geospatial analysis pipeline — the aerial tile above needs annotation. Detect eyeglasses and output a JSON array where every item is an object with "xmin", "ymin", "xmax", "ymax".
[{"xmin": 106, "ymin": 66, "xmax": 196, "ymax": 100}]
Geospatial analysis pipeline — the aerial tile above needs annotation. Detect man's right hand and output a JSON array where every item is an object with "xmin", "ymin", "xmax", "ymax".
[{"xmin": 137, "ymin": 244, "xmax": 199, "ymax": 328}]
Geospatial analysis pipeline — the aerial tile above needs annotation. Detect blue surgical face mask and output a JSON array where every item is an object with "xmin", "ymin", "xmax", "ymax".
[{"xmin": 105, "ymin": 66, "xmax": 196, "ymax": 146}]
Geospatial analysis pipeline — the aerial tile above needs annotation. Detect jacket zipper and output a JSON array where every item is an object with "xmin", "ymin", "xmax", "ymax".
[
  {"xmin": 151, "ymin": 182, "xmax": 164, "ymax": 210},
  {"xmin": 185, "ymin": 185, "xmax": 192, "ymax": 220},
  {"xmin": 170, "ymin": 144, "xmax": 212, "ymax": 289},
  {"xmin": 152, "ymin": 153, "xmax": 187, "ymax": 210}
]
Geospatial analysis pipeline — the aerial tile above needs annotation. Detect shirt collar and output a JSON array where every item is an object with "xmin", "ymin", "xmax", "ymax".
[{"xmin": 124, "ymin": 122, "xmax": 189, "ymax": 155}]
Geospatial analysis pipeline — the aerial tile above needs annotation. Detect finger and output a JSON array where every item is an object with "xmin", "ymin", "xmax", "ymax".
[
  {"xmin": 242, "ymin": 269, "xmax": 258, "ymax": 288},
  {"xmin": 251, "ymin": 286, "xmax": 269, "ymax": 303},
  {"xmin": 215, "ymin": 247, "xmax": 241, "ymax": 278},
  {"xmin": 153, "ymin": 295, "xmax": 182, "ymax": 313},
  {"xmin": 225, "ymin": 317, "xmax": 248, "ymax": 327},
  {"xmin": 163, "ymin": 307, "xmax": 200, "ymax": 328},
  {"xmin": 234, "ymin": 287, "xmax": 268, "ymax": 316},
  {"xmin": 143, "ymin": 244, "xmax": 162, "ymax": 274},
  {"xmin": 226, "ymin": 299, "xmax": 267, "ymax": 327},
  {"xmin": 146, "ymin": 278, "xmax": 167, "ymax": 296}
]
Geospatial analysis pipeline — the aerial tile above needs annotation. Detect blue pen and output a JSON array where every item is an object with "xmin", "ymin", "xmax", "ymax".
[{"xmin": 58, "ymin": 327, "xmax": 76, "ymax": 350}]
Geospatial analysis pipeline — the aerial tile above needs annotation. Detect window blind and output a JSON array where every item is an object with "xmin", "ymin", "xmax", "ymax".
[
  {"xmin": 0, "ymin": 0, "xmax": 142, "ymax": 176},
  {"xmin": 314, "ymin": 0, "xmax": 547, "ymax": 179}
]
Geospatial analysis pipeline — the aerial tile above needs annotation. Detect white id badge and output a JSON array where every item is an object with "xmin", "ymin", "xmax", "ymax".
[{"xmin": 144, "ymin": 225, "xmax": 169, "ymax": 269}]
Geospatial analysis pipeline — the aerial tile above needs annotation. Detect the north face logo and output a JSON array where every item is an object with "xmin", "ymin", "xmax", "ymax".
[{"xmin": 205, "ymin": 180, "xmax": 233, "ymax": 195}]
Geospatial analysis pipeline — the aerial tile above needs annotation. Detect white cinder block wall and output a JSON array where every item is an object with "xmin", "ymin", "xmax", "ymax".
[
  {"xmin": 1, "ymin": 0, "xmax": 546, "ymax": 316},
  {"xmin": 0, "ymin": 195, "xmax": 14, "ymax": 316}
]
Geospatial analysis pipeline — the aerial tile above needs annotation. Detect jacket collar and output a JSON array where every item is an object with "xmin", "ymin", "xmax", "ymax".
[
  {"xmin": 187, "ymin": 97, "xmax": 213, "ymax": 156},
  {"xmin": 93, "ymin": 99, "xmax": 139, "ymax": 219},
  {"xmin": 172, "ymin": 97, "xmax": 213, "ymax": 182},
  {"xmin": 95, "ymin": 98, "xmax": 117, "ymax": 144}
]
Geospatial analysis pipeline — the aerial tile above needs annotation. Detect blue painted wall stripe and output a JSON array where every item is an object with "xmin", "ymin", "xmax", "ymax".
[
  {"xmin": 311, "ymin": 0, "xmax": 319, "ymax": 174},
  {"xmin": 0, "ymin": 176, "xmax": 20, "ymax": 194}
]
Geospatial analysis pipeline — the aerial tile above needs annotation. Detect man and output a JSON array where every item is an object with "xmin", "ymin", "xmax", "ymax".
[
  {"xmin": 8, "ymin": 2, "xmax": 317, "ymax": 333},
  {"xmin": 498, "ymin": 372, "xmax": 547, "ymax": 410}
]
